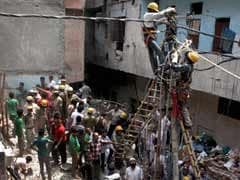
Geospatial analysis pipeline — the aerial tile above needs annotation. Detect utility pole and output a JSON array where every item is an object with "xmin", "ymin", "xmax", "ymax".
[
  {"xmin": 153, "ymin": 7, "xmax": 178, "ymax": 180},
  {"xmin": 165, "ymin": 8, "xmax": 179, "ymax": 180}
]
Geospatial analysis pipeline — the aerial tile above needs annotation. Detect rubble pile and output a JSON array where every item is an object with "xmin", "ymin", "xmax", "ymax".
[{"xmin": 192, "ymin": 133, "xmax": 240, "ymax": 179}]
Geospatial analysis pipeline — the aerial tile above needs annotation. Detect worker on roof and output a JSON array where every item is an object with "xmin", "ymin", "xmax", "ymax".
[{"xmin": 143, "ymin": 2, "xmax": 176, "ymax": 74}]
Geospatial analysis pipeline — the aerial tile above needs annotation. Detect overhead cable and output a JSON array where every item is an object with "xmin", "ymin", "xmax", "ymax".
[
  {"xmin": 194, "ymin": 57, "xmax": 239, "ymax": 71},
  {"xmin": 198, "ymin": 54, "xmax": 240, "ymax": 80},
  {"xmin": 0, "ymin": 12, "xmax": 239, "ymax": 44}
]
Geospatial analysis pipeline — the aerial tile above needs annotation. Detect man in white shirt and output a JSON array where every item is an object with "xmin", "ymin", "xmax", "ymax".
[
  {"xmin": 125, "ymin": 157, "xmax": 143, "ymax": 180},
  {"xmin": 70, "ymin": 106, "xmax": 84, "ymax": 127},
  {"xmin": 143, "ymin": 2, "xmax": 176, "ymax": 73}
]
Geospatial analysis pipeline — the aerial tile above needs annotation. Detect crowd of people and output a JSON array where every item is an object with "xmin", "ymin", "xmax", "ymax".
[{"xmin": 5, "ymin": 75, "xmax": 143, "ymax": 180}]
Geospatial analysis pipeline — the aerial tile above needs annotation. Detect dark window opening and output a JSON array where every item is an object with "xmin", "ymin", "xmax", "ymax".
[
  {"xmin": 111, "ymin": 19, "xmax": 125, "ymax": 51},
  {"xmin": 213, "ymin": 18, "xmax": 230, "ymax": 52},
  {"xmin": 191, "ymin": 2, "xmax": 203, "ymax": 15},
  {"xmin": 65, "ymin": 8, "xmax": 83, "ymax": 16},
  {"xmin": 187, "ymin": 19, "xmax": 201, "ymax": 49},
  {"xmin": 218, "ymin": 97, "xmax": 240, "ymax": 120},
  {"xmin": 111, "ymin": 91, "xmax": 118, "ymax": 102}
]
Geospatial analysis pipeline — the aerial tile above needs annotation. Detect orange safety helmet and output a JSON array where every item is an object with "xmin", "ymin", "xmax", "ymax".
[{"xmin": 40, "ymin": 99, "xmax": 48, "ymax": 107}]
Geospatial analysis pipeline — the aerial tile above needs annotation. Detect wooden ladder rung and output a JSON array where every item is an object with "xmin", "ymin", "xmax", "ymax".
[
  {"xmin": 147, "ymin": 96, "xmax": 161, "ymax": 100},
  {"xmin": 137, "ymin": 108, "xmax": 153, "ymax": 112},
  {"xmin": 141, "ymin": 101, "xmax": 156, "ymax": 107},
  {"xmin": 130, "ymin": 119, "xmax": 144, "ymax": 124},
  {"xmin": 126, "ymin": 130, "xmax": 139, "ymax": 134}
]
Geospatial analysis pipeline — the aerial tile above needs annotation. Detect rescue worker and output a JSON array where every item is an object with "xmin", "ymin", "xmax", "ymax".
[
  {"xmin": 82, "ymin": 107, "xmax": 97, "ymax": 131},
  {"xmin": 112, "ymin": 125, "xmax": 125, "ymax": 170},
  {"xmin": 143, "ymin": 2, "xmax": 176, "ymax": 73},
  {"xmin": 24, "ymin": 105, "xmax": 36, "ymax": 152},
  {"xmin": 36, "ymin": 99, "xmax": 48, "ymax": 132},
  {"xmin": 23, "ymin": 95, "xmax": 39, "ymax": 115},
  {"xmin": 118, "ymin": 111, "xmax": 128, "ymax": 130},
  {"xmin": 171, "ymin": 51, "xmax": 199, "ymax": 128}
]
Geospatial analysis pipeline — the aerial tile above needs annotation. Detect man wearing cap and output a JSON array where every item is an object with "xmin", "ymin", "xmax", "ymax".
[
  {"xmin": 24, "ymin": 105, "xmax": 36, "ymax": 152},
  {"xmin": 125, "ymin": 157, "xmax": 143, "ymax": 180},
  {"xmin": 23, "ymin": 96, "xmax": 39, "ymax": 116},
  {"xmin": 36, "ymin": 99, "xmax": 48, "ymax": 132},
  {"xmin": 82, "ymin": 107, "xmax": 97, "ymax": 131}
]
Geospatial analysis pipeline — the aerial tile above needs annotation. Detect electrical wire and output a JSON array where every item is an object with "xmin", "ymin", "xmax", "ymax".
[
  {"xmin": 177, "ymin": 24, "xmax": 240, "ymax": 44},
  {"xmin": 0, "ymin": 11, "xmax": 239, "ymax": 44},
  {"xmin": 195, "ymin": 57, "xmax": 239, "ymax": 71}
]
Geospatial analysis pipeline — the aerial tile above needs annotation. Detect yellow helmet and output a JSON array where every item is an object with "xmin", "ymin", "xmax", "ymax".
[
  {"xmin": 87, "ymin": 107, "xmax": 94, "ymax": 114},
  {"xmin": 26, "ymin": 96, "xmax": 34, "ymax": 101},
  {"xmin": 147, "ymin": 2, "xmax": 159, "ymax": 12},
  {"xmin": 59, "ymin": 85, "xmax": 65, "ymax": 90},
  {"xmin": 115, "ymin": 125, "xmax": 123, "ymax": 131},
  {"xmin": 40, "ymin": 99, "xmax": 48, "ymax": 107},
  {"xmin": 187, "ymin": 51, "xmax": 199, "ymax": 63},
  {"xmin": 120, "ymin": 112, "xmax": 127, "ymax": 119}
]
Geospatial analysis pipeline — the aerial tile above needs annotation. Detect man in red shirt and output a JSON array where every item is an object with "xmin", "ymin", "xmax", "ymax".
[{"xmin": 52, "ymin": 112, "xmax": 67, "ymax": 165}]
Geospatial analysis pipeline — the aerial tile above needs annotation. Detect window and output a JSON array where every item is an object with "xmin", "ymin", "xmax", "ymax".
[
  {"xmin": 111, "ymin": 19, "xmax": 125, "ymax": 51},
  {"xmin": 187, "ymin": 19, "xmax": 201, "ymax": 49},
  {"xmin": 213, "ymin": 18, "xmax": 231, "ymax": 52},
  {"xmin": 65, "ymin": 9, "xmax": 83, "ymax": 16},
  {"xmin": 191, "ymin": 2, "xmax": 203, "ymax": 15},
  {"xmin": 218, "ymin": 97, "xmax": 240, "ymax": 120}
]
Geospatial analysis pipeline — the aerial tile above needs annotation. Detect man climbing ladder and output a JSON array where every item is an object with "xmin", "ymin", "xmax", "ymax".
[{"xmin": 143, "ymin": 2, "xmax": 176, "ymax": 74}]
